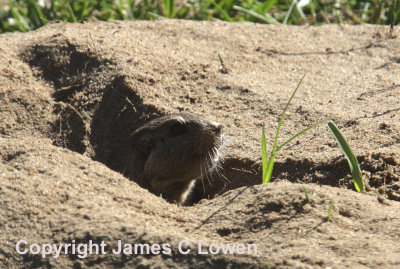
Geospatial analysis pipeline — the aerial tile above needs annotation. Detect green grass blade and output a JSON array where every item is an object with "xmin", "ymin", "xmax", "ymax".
[
  {"xmin": 115, "ymin": 0, "xmax": 127, "ymax": 19},
  {"xmin": 78, "ymin": 1, "xmax": 90, "ymax": 20},
  {"xmin": 259, "ymin": 0, "xmax": 277, "ymax": 14},
  {"xmin": 263, "ymin": 154, "xmax": 275, "ymax": 184},
  {"xmin": 224, "ymin": 0, "xmax": 235, "ymax": 11},
  {"xmin": 390, "ymin": 0, "xmax": 400, "ymax": 31},
  {"xmin": 262, "ymin": 73, "xmax": 306, "ymax": 184},
  {"xmin": 28, "ymin": 0, "xmax": 47, "ymax": 26},
  {"xmin": 280, "ymin": 75, "xmax": 307, "ymax": 118},
  {"xmin": 262, "ymin": 123, "xmax": 268, "ymax": 182},
  {"xmin": 162, "ymin": 0, "xmax": 176, "ymax": 18},
  {"xmin": 233, "ymin": 5, "xmax": 277, "ymax": 24},
  {"xmin": 212, "ymin": 1, "xmax": 234, "ymax": 21},
  {"xmin": 283, "ymin": 0, "xmax": 297, "ymax": 24},
  {"xmin": 303, "ymin": 186, "xmax": 311, "ymax": 203},
  {"xmin": 147, "ymin": 12, "xmax": 164, "ymax": 19},
  {"xmin": 276, "ymin": 118, "xmax": 331, "ymax": 152},
  {"xmin": 8, "ymin": 0, "xmax": 30, "ymax": 32},
  {"xmin": 327, "ymin": 121, "xmax": 365, "ymax": 192},
  {"xmin": 66, "ymin": 3, "xmax": 77, "ymax": 22},
  {"xmin": 272, "ymin": 72, "xmax": 307, "ymax": 154},
  {"xmin": 327, "ymin": 200, "xmax": 333, "ymax": 222}
]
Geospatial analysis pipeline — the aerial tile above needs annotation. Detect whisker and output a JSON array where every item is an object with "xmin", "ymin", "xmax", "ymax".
[
  {"xmin": 200, "ymin": 162, "xmax": 206, "ymax": 194},
  {"xmin": 220, "ymin": 172, "xmax": 230, "ymax": 184},
  {"xmin": 205, "ymin": 154, "xmax": 213, "ymax": 187}
]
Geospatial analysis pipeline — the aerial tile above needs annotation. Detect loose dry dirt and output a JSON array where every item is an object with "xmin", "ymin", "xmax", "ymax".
[{"xmin": 0, "ymin": 20, "xmax": 399, "ymax": 268}]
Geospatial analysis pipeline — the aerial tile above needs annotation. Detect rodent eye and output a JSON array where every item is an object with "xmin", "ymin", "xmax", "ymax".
[{"xmin": 169, "ymin": 122, "xmax": 187, "ymax": 137}]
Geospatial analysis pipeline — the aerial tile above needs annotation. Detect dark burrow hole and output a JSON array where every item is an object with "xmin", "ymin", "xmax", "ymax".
[{"xmin": 20, "ymin": 39, "xmax": 400, "ymax": 204}]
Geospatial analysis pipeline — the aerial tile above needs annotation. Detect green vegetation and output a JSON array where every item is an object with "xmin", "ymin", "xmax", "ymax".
[
  {"xmin": 303, "ymin": 186, "xmax": 311, "ymax": 203},
  {"xmin": 1, "ymin": 0, "xmax": 399, "ymax": 33},
  {"xmin": 261, "ymin": 74, "xmax": 330, "ymax": 184},
  {"xmin": 261, "ymin": 76, "xmax": 364, "ymax": 194},
  {"xmin": 327, "ymin": 200, "xmax": 333, "ymax": 222},
  {"xmin": 327, "ymin": 121, "xmax": 365, "ymax": 192}
]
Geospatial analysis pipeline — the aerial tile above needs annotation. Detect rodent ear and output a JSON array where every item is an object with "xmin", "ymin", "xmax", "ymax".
[
  {"xmin": 124, "ymin": 135, "xmax": 156, "ymax": 184},
  {"xmin": 124, "ymin": 145, "xmax": 144, "ymax": 180},
  {"xmin": 169, "ymin": 121, "xmax": 187, "ymax": 137},
  {"xmin": 141, "ymin": 140, "xmax": 155, "ymax": 157},
  {"xmin": 124, "ymin": 138, "xmax": 151, "ymax": 183}
]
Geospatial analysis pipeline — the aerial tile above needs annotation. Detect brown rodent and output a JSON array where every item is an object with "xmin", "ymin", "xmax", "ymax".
[{"xmin": 124, "ymin": 113, "xmax": 224, "ymax": 205}]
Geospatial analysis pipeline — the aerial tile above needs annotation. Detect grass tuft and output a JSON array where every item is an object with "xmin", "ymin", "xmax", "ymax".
[
  {"xmin": 262, "ymin": 74, "xmax": 330, "ymax": 184},
  {"xmin": 262, "ymin": 73, "xmax": 307, "ymax": 184}
]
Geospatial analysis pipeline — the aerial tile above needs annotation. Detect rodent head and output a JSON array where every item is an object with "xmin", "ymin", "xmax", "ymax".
[{"xmin": 125, "ymin": 113, "xmax": 224, "ymax": 204}]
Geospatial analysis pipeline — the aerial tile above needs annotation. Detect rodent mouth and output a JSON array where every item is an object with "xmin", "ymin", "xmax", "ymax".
[{"xmin": 199, "ymin": 132, "xmax": 225, "ymax": 177}]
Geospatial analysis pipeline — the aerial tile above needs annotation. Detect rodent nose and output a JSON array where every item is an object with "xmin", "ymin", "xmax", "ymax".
[{"xmin": 209, "ymin": 121, "xmax": 223, "ymax": 134}]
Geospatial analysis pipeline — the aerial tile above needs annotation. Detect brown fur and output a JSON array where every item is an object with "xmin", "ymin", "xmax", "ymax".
[{"xmin": 124, "ymin": 113, "xmax": 224, "ymax": 205}]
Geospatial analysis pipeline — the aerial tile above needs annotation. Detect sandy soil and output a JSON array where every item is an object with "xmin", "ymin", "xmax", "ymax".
[{"xmin": 0, "ymin": 20, "xmax": 399, "ymax": 268}]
